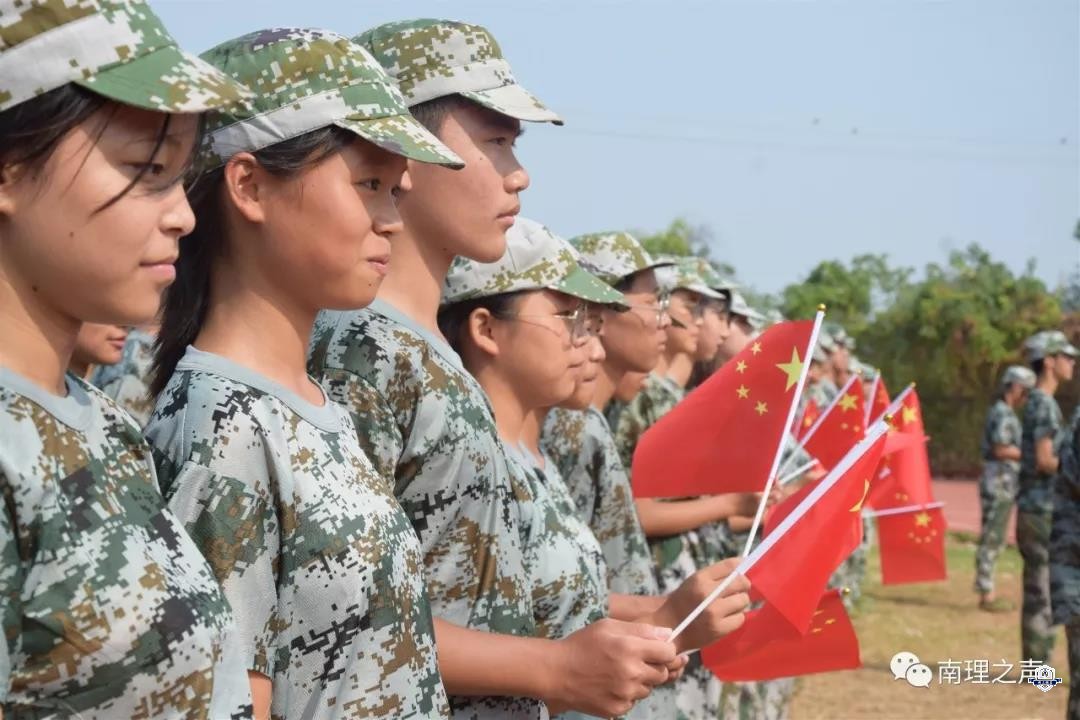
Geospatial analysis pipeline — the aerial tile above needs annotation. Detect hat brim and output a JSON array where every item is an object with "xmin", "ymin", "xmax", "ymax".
[
  {"xmin": 462, "ymin": 84, "xmax": 563, "ymax": 125},
  {"xmin": 75, "ymin": 44, "xmax": 251, "ymax": 114},
  {"xmin": 338, "ymin": 114, "xmax": 464, "ymax": 168},
  {"xmin": 680, "ymin": 282, "xmax": 725, "ymax": 300},
  {"xmin": 555, "ymin": 264, "xmax": 629, "ymax": 309}
]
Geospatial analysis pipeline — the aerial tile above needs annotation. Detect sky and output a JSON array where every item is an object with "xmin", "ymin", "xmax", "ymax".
[{"xmin": 155, "ymin": 0, "xmax": 1079, "ymax": 294}]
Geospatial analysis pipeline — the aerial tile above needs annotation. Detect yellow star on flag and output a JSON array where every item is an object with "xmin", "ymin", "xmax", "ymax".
[
  {"xmin": 775, "ymin": 348, "xmax": 804, "ymax": 392},
  {"xmin": 736, "ymin": 385, "xmax": 750, "ymax": 399},
  {"xmin": 755, "ymin": 401, "xmax": 768, "ymax": 416},
  {"xmin": 838, "ymin": 393, "xmax": 858, "ymax": 412},
  {"xmin": 914, "ymin": 511, "xmax": 931, "ymax": 528},
  {"xmin": 751, "ymin": 342, "xmax": 763, "ymax": 355},
  {"xmin": 902, "ymin": 406, "xmax": 918, "ymax": 426},
  {"xmin": 736, "ymin": 360, "xmax": 747, "ymax": 374}
]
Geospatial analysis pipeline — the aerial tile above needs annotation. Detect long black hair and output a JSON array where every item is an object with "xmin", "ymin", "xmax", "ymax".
[
  {"xmin": 0, "ymin": 84, "xmax": 183, "ymax": 215},
  {"xmin": 150, "ymin": 126, "xmax": 354, "ymax": 397}
]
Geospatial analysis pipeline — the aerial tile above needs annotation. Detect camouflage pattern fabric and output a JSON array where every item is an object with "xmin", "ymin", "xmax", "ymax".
[
  {"xmin": 1050, "ymin": 406, "xmax": 1080, "ymax": 626},
  {"xmin": 568, "ymin": 232, "xmax": 672, "ymax": 286},
  {"xmin": 1019, "ymin": 387, "xmax": 1064, "ymax": 514},
  {"xmin": 145, "ymin": 348, "xmax": 448, "ymax": 720},
  {"xmin": 720, "ymin": 678, "xmax": 796, "ymax": 720},
  {"xmin": 89, "ymin": 326, "xmax": 155, "ymax": 427},
  {"xmin": 806, "ymin": 377, "xmax": 838, "ymax": 408},
  {"xmin": 609, "ymin": 373, "xmax": 720, "ymax": 720},
  {"xmin": 0, "ymin": 367, "xmax": 251, "ymax": 718},
  {"xmin": 443, "ymin": 217, "xmax": 626, "ymax": 307},
  {"xmin": 974, "ymin": 399, "xmax": 1022, "ymax": 595},
  {"xmin": 309, "ymin": 300, "xmax": 545, "ymax": 719},
  {"xmin": 355, "ymin": 18, "xmax": 561, "ymax": 123},
  {"xmin": 540, "ymin": 406, "xmax": 658, "ymax": 598},
  {"xmin": 652, "ymin": 257, "xmax": 724, "ymax": 300},
  {"xmin": 0, "ymin": 0, "xmax": 250, "ymax": 113},
  {"xmin": 197, "ymin": 27, "xmax": 461, "ymax": 170}
]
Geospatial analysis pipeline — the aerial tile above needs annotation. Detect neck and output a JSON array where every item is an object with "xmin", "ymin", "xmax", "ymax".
[
  {"xmin": 69, "ymin": 360, "xmax": 92, "ymax": 380},
  {"xmin": 196, "ymin": 260, "xmax": 317, "ymax": 397},
  {"xmin": 474, "ymin": 366, "xmax": 530, "ymax": 445},
  {"xmin": 665, "ymin": 353, "xmax": 695, "ymax": 388},
  {"xmin": 1037, "ymin": 374, "xmax": 1058, "ymax": 396},
  {"xmin": 0, "ymin": 273, "xmax": 80, "ymax": 395},
  {"xmin": 376, "ymin": 224, "xmax": 453, "ymax": 334},
  {"xmin": 522, "ymin": 408, "xmax": 547, "ymax": 456},
  {"xmin": 594, "ymin": 362, "xmax": 622, "ymax": 409}
]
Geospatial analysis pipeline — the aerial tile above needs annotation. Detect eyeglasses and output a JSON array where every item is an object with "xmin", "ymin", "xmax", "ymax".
[
  {"xmin": 493, "ymin": 304, "xmax": 593, "ymax": 341},
  {"xmin": 624, "ymin": 293, "xmax": 671, "ymax": 325}
]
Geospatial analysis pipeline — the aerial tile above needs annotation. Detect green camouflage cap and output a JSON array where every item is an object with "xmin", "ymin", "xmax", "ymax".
[
  {"xmin": 729, "ymin": 290, "xmax": 766, "ymax": 328},
  {"xmin": 568, "ymin": 231, "xmax": 673, "ymax": 286},
  {"xmin": 1001, "ymin": 364, "xmax": 1036, "ymax": 390},
  {"xmin": 688, "ymin": 257, "xmax": 736, "ymax": 295},
  {"xmin": 654, "ymin": 255, "xmax": 725, "ymax": 300},
  {"xmin": 443, "ymin": 217, "xmax": 626, "ymax": 308},
  {"xmin": 1025, "ymin": 329, "xmax": 1079, "ymax": 362},
  {"xmin": 824, "ymin": 322, "xmax": 855, "ymax": 350},
  {"xmin": 355, "ymin": 19, "xmax": 561, "ymax": 124},
  {"xmin": 197, "ymin": 28, "xmax": 463, "ymax": 170},
  {"xmin": 0, "ymin": 0, "xmax": 251, "ymax": 113}
]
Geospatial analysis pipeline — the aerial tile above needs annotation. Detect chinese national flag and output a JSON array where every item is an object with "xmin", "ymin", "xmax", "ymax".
[
  {"xmin": 867, "ymin": 388, "xmax": 934, "ymax": 510},
  {"xmin": 703, "ymin": 590, "xmax": 861, "ymax": 681},
  {"xmin": 631, "ymin": 320, "xmax": 815, "ymax": 498},
  {"xmin": 867, "ymin": 374, "xmax": 891, "ymax": 425},
  {"xmin": 744, "ymin": 431, "xmax": 887, "ymax": 634},
  {"xmin": 802, "ymin": 378, "xmax": 866, "ymax": 471},
  {"xmin": 877, "ymin": 505, "xmax": 947, "ymax": 584},
  {"xmin": 797, "ymin": 398, "xmax": 820, "ymax": 440}
]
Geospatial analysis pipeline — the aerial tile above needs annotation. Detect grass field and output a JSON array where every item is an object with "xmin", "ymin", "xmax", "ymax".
[{"xmin": 788, "ymin": 533, "xmax": 1070, "ymax": 719}]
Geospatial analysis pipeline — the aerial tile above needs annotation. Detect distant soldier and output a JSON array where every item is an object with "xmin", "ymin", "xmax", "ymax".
[
  {"xmin": 974, "ymin": 365, "xmax": 1036, "ymax": 611},
  {"xmin": 1049, "ymin": 404, "xmax": 1080, "ymax": 720}
]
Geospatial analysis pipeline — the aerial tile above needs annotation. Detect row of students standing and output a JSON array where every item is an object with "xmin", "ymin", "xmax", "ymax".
[{"xmin": 0, "ymin": 4, "xmax": 762, "ymax": 719}]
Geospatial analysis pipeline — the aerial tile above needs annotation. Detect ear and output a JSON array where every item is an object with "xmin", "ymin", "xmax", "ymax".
[
  {"xmin": 222, "ymin": 153, "xmax": 266, "ymax": 225},
  {"xmin": 0, "ymin": 161, "xmax": 26, "ymax": 217},
  {"xmin": 468, "ymin": 307, "xmax": 501, "ymax": 359}
]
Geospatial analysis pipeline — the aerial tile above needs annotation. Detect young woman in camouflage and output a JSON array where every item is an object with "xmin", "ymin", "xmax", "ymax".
[
  {"xmin": 440, "ymin": 218, "xmax": 753, "ymax": 720},
  {"xmin": 144, "ymin": 28, "xmax": 463, "ymax": 720},
  {"xmin": 0, "ymin": 1, "xmax": 255, "ymax": 717}
]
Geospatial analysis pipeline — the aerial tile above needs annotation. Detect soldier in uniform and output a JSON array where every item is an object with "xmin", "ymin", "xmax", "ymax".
[
  {"xmin": 1050, "ymin": 404, "xmax": 1080, "ymax": 720},
  {"xmin": 89, "ymin": 325, "xmax": 157, "ymax": 426},
  {"xmin": 1018, "ymin": 330, "xmax": 1077, "ymax": 664},
  {"xmin": 307, "ymin": 20, "xmax": 694, "ymax": 718},
  {"xmin": 975, "ymin": 365, "xmax": 1036, "ymax": 611},
  {"xmin": 0, "ymin": 1, "xmax": 254, "ymax": 716},
  {"xmin": 144, "ymin": 28, "xmax": 464, "ymax": 719}
]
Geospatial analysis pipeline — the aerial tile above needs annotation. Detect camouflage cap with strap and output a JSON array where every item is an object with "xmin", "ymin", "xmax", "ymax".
[
  {"xmin": 443, "ymin": 217, "xmax": 626, "ymax": 308},
  {"xmin": 568, "ymin": 231, "xmax": 674, "ymax": 287},
  {"xmin": 729, "ymin": 289, "xmax": 766, "ymax": 329},
  {"xmin": 198, "ymin": 27, "xmax": 463, "ymax": 170},
  {"xmin": 0, "ymin": 0, "xmax": 251, "ymax": 113},
  {"xmin": 355, "ymin": 18, "xmax": 561, "ymax": 124},
  {"xmin": 653, "ymin": 255, "xmax": 725, "ymax": 300}
]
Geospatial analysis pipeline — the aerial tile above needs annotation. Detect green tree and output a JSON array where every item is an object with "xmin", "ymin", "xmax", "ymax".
[{"xmin": 638, "ymin": 218, "xmax": 721, "ymax": 266}]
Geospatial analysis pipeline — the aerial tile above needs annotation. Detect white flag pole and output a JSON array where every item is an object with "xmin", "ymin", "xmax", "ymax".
[
  {"xmin": 864, "ymin": 372, "xmax": 880, "ymax": 426},
  {"xmin": 671, "ymin": 419, "xmax": 891, "ymax": 640},
  {"xmin": 776, "ymin": 372, "xmax": 860, "ymax": 478},
  {"xmin": 866, "ymin": 500, "xmax": 945, "ymax": 518},
  {"xmin": 777, "ymin": 459, "xmax": 817, "ymax": 486},
  {"xmin": 873, "ymin": 382, "xmax": 915, "ymax": 426},
  {"xmin": 740, "ymin": 308, "xmax": 826, "ymax": 558}
]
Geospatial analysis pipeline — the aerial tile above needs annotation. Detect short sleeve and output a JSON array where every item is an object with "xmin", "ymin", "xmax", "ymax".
[
  {"xmin": 0, "ymin": 473, "xmax": 17, "ymax": 703},
  {"xmin": 165, "ymin": 460, "xmax": 280, "ymax": 677},
  {"xmin": 318, "ymin": 367, "xmax": 404, "ymax": 484},
  {"xmin": 1032, "ymin": 398, "xmax": 1059, "ymax": 443}
]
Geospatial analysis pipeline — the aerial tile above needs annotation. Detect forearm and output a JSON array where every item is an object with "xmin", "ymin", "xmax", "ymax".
[
  {"xmin": 992, "ymin": 444, "xmax": 1021, "ymax": 462},
  {"xmin": 635, "ymin": 496, "xmax": 735, "ymax": 537},
  {"xmin": 434, "ymin": 618, "xmax": 555, "ymax": 701},
  {"xmin": 608, "ymin": 592, "xmax": 664, "ymax": 622},
  {"xmin": 728, "ymin": 515, "xmax": 754, "ymax": 533}
]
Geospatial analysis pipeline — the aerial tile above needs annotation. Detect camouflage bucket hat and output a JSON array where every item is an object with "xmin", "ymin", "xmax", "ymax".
[
  {"xmin": 568, "ymin": 231, "xmax": 673, "ymax": 287},
  {"xmin": 356, "ymin": 19, "xmax": 561, "ymax": 124},
  {"xmin": 443, "ymin": 217, "xmax": 627, "ymax": 308},
  {"xmin": 654, "ymin": 255, "xmax": 725, "ymax": 300},
  {"xmin": 0, "ymin": 0, "xmax": 251, "ymax": 113},
  {"xmin": 198, "ymin": 28, "xmax": 463, "ymax": 170}
]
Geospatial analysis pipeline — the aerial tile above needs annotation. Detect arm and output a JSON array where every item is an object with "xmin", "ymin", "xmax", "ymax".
[
  {"xmin": 248, "ymin": 672, "xmax": 271, "ymax": 720},
  {"xmin": 635, "ymin": 493, "xmax": 758, "ymax": 537},
  {"xmin": 992, "ymin": 444, "xmax": 1022, "ymax": 462},
  {"xmin": 434, "ymin": 617, "xmax": 677, "ymax": 717},
  {"xmin": 1035, "ymin": 436, "xmax": 1059, "ymax": 475}
]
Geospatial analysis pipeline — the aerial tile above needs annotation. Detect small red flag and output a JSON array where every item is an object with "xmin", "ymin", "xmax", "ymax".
[
  {"xmin": 796, "ymin": 398, "xmax": 820, "ymax": 440},
  {"xmin": 631, "ymin": 320, "xmax": 815, "ymax": 498},
  {"xmin": 803, "ymin": 378, "xmax": 866, "ymax": 471},
  {"xmin": 867, "ymin": 388, "xmax": 934, "ymax": 510},
  {"xmin": 877, "ymin": 505, "xmax": 947, "ymax": 585},
  {"xmin": 867, "ymin": 374, "xmax": 891, "ymax": 425},
  {"xmin": 703, "ymin": 590, "xmax": 861, "ymax": 681},
  {"xmin": 745, "ymin": 430, "xmax": 887, "ymax": 634}
]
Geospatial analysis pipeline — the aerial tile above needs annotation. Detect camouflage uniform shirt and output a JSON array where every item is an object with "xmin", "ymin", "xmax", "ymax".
[
  {"xmin": 0, "ymin": 367, "xmax": 251, "ymax": 719},
  {"xmin": 1050, "ymin": 406, "xmax": 1080, "ymax": 625},
  {"xmin": 540, "ymin": 406, "xmax": 658, "ymax": 597},
  {"xmin": 145, "ymin": 348, "xmax": 448, "ymax": 719},
  {"xmin": 981, "ymin": 398, "xmax": 1022, "ymax": 482},
  {"xmin": 309, "ymin": 302, "xmax": 543, "ymax": 719},
  {"xmin": 1019, "ymin": 388, "xmax": 1064, "ymax": 514},
  {"xmin": 89, "ymin": 327, "xmax": 156, "ymax": 427}
]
